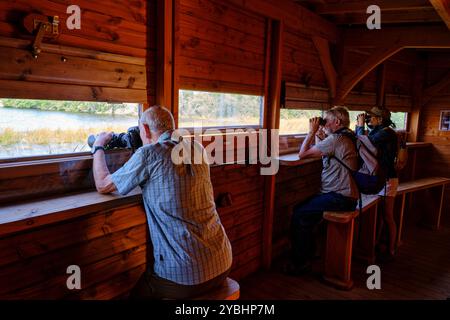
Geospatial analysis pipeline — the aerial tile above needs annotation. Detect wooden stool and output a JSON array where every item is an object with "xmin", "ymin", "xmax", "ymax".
[
  {"xmin": 323, "ymin": 210, "xmax": 359, "ymax": 290},
  {"xmin": 193, "ymin": 277, "xmax": 240, "ymax": 300}
]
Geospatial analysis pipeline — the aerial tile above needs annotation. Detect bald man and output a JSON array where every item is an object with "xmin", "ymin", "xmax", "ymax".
[{"xmin": 92, "ymin": 106, "xmax": 232, "ymax": 299}]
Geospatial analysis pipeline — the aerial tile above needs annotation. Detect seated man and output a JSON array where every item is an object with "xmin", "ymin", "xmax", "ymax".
[
  {"xmin": 286, "ymin": 106, "xmax": 359, "ymax": 275},
  {"xmin": 92, "ymin": 106, "xmax": 232, "ymax": 299}
]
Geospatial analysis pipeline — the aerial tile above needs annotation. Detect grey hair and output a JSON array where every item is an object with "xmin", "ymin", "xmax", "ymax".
[
  {"xmin": 139, "ymin": 105, "xmax": 175, "ymax": 133},
  {"xmin": 326, "ymin": 106, "xmax": 350, "ymax": 128}
]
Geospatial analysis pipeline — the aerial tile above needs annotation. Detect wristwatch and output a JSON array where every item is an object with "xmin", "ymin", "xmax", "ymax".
[{"xmin": 91, "ymin": 146, "xmax": 105, "ymax": 155}]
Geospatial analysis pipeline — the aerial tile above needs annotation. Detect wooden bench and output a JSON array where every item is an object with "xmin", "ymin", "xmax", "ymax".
[
  {"xmin": 193, "ymin": 277, "xmax": 240, "ymax": 300},
  {"xmin": 396, "ymin": 177, "xmax": 450, "ymax": 246},
  {"xmin": 323, "ymin": 195, "xmax": 380, "ymax": 290}
]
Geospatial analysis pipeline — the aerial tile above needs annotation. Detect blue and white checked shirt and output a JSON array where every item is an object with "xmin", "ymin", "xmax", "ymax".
[{"xmin": 111, "ymin": 131, "xmax": 232, "ymax": 285}]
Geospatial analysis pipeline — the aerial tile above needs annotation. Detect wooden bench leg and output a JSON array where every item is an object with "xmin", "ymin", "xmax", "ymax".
[
  {"xmin": 354, "ymin": 203, "xmax": 378, "ymax": 264},
  {"xmin": 422, "ymin": 185, "xmax": 445, "ymax": 230},
  {"xmin": 323, "ymin": 219, "xmax": 355, "ymax": 290},
  {"xmin": 397, "ymin": 193, "xmax": 407, "ymax": 247}
]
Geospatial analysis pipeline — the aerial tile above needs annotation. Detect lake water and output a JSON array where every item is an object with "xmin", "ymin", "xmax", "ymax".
[
  {"xmin": 0, "ymin": 107, "xmax": 138, "ymax": 159},
  {"xmin": 0, "ymin": 107, "xmax": 138, "ymax": 131}
]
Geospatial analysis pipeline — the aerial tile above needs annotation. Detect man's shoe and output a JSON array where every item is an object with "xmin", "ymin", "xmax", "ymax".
[{"xmin": 282, "ymin": 261, "xmax": 312, "ymax": 276}]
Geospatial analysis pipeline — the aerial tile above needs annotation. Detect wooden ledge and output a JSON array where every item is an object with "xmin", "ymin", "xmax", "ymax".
[
  {"xmin": 323, "ymin": 210, "xmax": 359, "ymax": 223},
  {"xmin": 397, "ymin": 177, "xmax": 450, "ymax": 195},
  {"xmin": 278, "ymin": 153, "xmax": 321, "ymax": 167},
  {"xmin": 0, "ymin": 189, "xmax": 143, "ymax": 237},
  {"xmin": 406, "ymin": 142, "xmax": 432, "ymax": 149}
]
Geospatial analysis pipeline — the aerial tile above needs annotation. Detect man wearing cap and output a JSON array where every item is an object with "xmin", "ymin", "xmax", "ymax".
[{"xmin": 357, "ymin": 106, "xmax": 398, "ymax": 261}]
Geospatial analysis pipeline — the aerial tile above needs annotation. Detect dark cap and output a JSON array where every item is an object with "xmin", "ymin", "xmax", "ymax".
[{"xmin": 367, "ymin": 106, "xmax": 391, "ymax": 119}]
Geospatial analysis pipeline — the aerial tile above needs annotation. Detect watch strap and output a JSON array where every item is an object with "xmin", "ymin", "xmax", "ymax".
[{"xmin": 92, "ymin": 146, "xmax": 105, "ymax": 155}]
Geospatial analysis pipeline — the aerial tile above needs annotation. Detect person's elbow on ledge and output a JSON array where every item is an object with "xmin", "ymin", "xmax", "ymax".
[{"xmin": 95, "ymin": 175, "xmax": 116, "ymax": 194}]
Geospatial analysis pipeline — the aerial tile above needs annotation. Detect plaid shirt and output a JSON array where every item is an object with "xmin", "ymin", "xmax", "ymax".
[{"xmin": 111, "ymin": 131, "xmax": 232, "ymax": 285}]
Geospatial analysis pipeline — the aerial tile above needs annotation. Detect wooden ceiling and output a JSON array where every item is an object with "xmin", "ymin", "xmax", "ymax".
[{"xmin": 294, "ymin": 0, "xmax": 448, "ymax": 26}]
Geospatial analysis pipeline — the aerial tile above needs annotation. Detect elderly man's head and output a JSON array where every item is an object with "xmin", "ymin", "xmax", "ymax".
[
  {"xmin": 323, "ymin": 106, "xmax": 350, "ymax": 134},
  {"xmin": 139, "ymin": 106, "xmax": 175, "ymax": 144}
]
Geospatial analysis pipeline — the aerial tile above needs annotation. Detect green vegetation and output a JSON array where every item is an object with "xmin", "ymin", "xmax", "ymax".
[
  {"xmin": 179, "ymin": 90, "xmax": 262, "ymax": 126},
  {"xmin": 0, "ymin": 99, "xmax": 138, "ymax": 115},
  {"xmin": 0, "ymin": 126, "xmax": 126, "ymax": 146}
]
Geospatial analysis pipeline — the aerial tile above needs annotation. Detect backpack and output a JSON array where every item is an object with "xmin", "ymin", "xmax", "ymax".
[
  {"xmin": 395, "ymin": 132, "xmax": 408, "ymax": 172},
  {"xmin": 330, "ymin": 130, "xmax": 387, "ymax": 195}
]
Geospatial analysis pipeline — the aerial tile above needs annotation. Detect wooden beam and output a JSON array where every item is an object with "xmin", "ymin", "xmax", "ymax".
[
  {"xmin": 423, "ymin": 70, "xmax": 450, "ymax": 104},
  {"xmin": 408, "ymin": 56, "xmax": 426, "ymax": 142},
  {"xmin": 376, "ymin": 64, "xmax": 386, "ymax": 107},
  {"xmin": 331, "ymin": 9, "xmax": 441, "ymax": 25},
  {"xmin": 263, "ymin": 20, "xmax": 283, "ymax": 271},
  {"xmin": 316, "ymin": 0, "xmax": 432, "ymax": 14},
  {"xmin": 429, "ymin": 0, "xmax": 450, "ymax": 29},
  {"xmin": 337, "ymin": 26, "xmax": 450, "ymax": 102},
  {"xmin": 335, "ymin": 43, "xmax": 403, "ymax": 104},
  {"xmin": 343, "ymin": 26, "xmax": 450, "ymax": 48},
  {"xmin": 156, "ymin": 0, "xmax": 174, "ymax": 108},
  {"xmin": 312, "ymin": 36, "xmax": 337, "ymax": 99},
  {"xmin": 226, "ymin": 0, "xmax": 338, "ymax": 42}
]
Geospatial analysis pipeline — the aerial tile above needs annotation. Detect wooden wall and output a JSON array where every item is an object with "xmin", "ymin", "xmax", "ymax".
[
  {"xmin": 282, "ymin": 26, "xmax": 326, "ymax": 87},
  {"xmin": 176, "ymin": 0, "xmax": 267, "ymax": 95},
  {"xmin": 419, "ymin": 65, "xmax": 450, "ymax": 225},
  {"xmin": 0, "ymin": 0, "xmax": 156, "ymax": 103},
  {"xmin": 0, "ymin": 164, "xmax": 264, "ymax": 299},
  {"xmin": 0, "ymin": 203, "xmax": 148, "ymax": 299},
  {"xmin": 272, "ymin": 160, "xmax": 322, "ymax": 257}
]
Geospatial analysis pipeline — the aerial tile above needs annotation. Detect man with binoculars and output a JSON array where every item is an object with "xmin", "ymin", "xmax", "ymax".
[
  {"xmin": 285, "ymin": 106, "xmax": 359, "ymax": 275},
  {"xmin": 91, "ymin": 106, "xmax": 232, "ymax": 299}
]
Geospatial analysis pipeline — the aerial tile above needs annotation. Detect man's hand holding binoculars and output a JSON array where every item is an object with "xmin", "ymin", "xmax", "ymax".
[
  {"xmin": 309, "ymin": 117, "xmax": 322, "ymax": 135},
  {"xmin": 93, "ymin": 132, "xmax": 113, "ymax": 147},
  {"xmin": 357, "ymin": 113, "xmax": 366, "ymax": 127}
]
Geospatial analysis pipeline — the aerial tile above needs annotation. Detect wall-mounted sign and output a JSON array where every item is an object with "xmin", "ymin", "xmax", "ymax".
[{"xmin": 439, "ymin": 110, "xmax": 450, "ymax": 131}]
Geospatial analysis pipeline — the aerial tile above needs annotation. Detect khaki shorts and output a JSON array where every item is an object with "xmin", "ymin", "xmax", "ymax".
[{"xmin": 378, "ymin": 178, "xmax": 399, "ymax": 197}]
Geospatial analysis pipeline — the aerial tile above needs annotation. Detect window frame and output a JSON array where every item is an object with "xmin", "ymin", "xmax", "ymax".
[
  {"xmin": 0, "ymin": 102, "xmax": 143, "ymax": 164},
  {"xmin": 177, "ymin": 89, "xmax": 265, "ymax": 130}
]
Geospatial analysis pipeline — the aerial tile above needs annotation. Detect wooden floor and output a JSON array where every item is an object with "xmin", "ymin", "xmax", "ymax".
[{"xmin": 240, "ymin": 225, "xmax": 450, "ymax": 299}]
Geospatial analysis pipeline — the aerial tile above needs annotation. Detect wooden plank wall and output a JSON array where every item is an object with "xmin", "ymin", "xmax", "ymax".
[
  {"xmin": 419, "ymin": 62, "xmax": 450, "ymax": 226},
  {"xmin": 341, "ymin": 49, "xmax": 414, "ymax": 105},
  {"xmin": 176, "ymin": 0, "xmax": 267, "ymax": 95},
  {"xmin": 0, "ymin": 164, "xmax": 264, "ymax": 299},
  {"xmin": 0, "ymin": 0, "xmax": 156, "ymax": 103},
  {"xmin": 0, "ymin": 203, "xmax": 148, "ymax": 299},
  {"xmin": 282, "ymin": 25, "xmax": 326, "ymax": 87},
  {"xmin": 272, "ymin": 160, "xmax": 322, "ymax": 257}
]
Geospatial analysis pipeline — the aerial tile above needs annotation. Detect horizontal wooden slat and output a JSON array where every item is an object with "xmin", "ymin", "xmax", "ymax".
[
  {"xmin": 179, "ymin": 34, "xmax": 265, "ymax": 71},
  {"xmin": 0, "ymin": 47, "xmax": 146, "ymax": 89},
  {"xmin": 0, "ymin": 79, "xmax": 147, "ymax": 102},
  {"xmin": 4, "ymin": 244, "xmax": 146, "ymax": 299},
  {"xmin": 0, "ymin": 205, "xmax": 147, "ymax": 267},
  {"xmin": 0, "ymin": 36, "xmax": 147, "ymax": 66},
  {"xmin": 179, "ymin": 76, "xmax": 264, "ymax": 95},
  {"xmin": 177, "ymin": 56, "xmax": 264, "ymax": 88},
  {"xmin": 180, "ymin": 0, "xmax": 265, "ymax": 38},
  {"xmin": 0, "ymin": 224, "xmax": 147, "ymax": 296},
  {"xmin": 179, "ymin": 14, "xmax": 265, "ymax": 55}
]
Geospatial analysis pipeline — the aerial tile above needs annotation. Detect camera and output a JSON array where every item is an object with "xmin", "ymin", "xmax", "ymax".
[
  {"xmin": 318, "ymin": 117, "xmax": 327, "ymax": 126},
  {"xmin": 364, "ymin": 113, "xmax": 372, "ymax": 125},
  {"xmin": 88, "ymin": 126, "xmax": 143, "ymax": 151}
]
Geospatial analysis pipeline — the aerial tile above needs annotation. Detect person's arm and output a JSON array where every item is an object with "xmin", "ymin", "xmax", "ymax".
[
  {"xmin": 355, "ymin": 113, "xmax": 365, "ymax": 136},
  {"xmin": 298, "ymin": 117, "xmax": 324, "ymax": 159},
  {"xmin": 93, "ymin": 132, "xmax": 117, "ymax": 194}
]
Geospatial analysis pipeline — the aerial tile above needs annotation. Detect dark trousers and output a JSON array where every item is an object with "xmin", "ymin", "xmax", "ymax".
[
  {"xmin": 290, "ymin": 192, "xmax": 357, "ymax": 266},
  {"xmin": 129, "ymin": 268, "xmax": 230, "ymax": 300}
]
